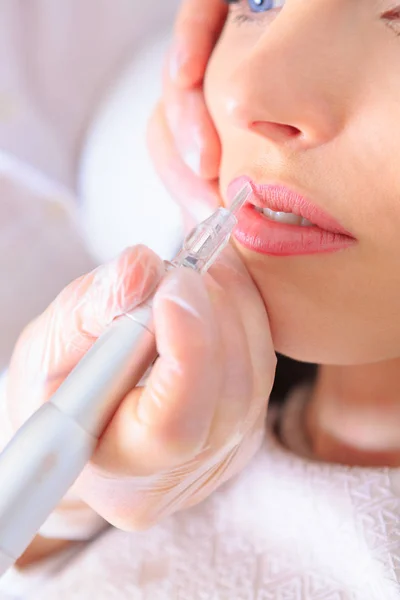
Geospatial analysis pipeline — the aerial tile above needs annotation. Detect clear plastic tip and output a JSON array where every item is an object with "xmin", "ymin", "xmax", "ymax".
[
  {"xmin": 229, "ymin": 182, "xmax": 253, "ymax": 216},
  {"xmin": 172, "ymin": 183, "xmax": 253, "ymax": 274}
]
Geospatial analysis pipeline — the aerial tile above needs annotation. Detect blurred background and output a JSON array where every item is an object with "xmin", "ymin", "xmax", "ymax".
[{"xmin": 0, "ymin": 0, "xmax": 183, "ymax": 370}]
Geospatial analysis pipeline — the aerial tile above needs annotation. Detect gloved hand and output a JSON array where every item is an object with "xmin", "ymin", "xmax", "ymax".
[
  {"xmin": 148, "ymin": 0, "xmax": 228, "ymax": 226},
  {"xmin": 5, "ymin": 244, "xmax": 275, "ymax": 533}
]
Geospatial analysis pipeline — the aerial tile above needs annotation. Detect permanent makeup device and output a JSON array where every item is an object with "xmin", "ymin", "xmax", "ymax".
[{"xmin": 0, "ymin": 183, "xmax": 252, "ymax": 575}]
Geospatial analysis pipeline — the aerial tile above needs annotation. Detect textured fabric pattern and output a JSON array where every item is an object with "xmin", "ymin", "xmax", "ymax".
[{"xmin": 3, "ymin": 390, "xmax": 399, "ymax": 599}]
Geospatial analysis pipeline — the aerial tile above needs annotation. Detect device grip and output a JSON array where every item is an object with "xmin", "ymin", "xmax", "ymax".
[
  {"xmin": 0, "ymin": 304, "xmax": 157, "ymax": 571},
  {"xmin": 0, "ymin": 403, "xmax": 96, "ymax": 568},
  {"xmin": 51, "ymin": 304, "xmax": 156, "ymax": 438}
]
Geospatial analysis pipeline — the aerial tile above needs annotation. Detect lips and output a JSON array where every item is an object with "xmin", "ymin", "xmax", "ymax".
[{"xmin": 228, "ymin": 176, "xmax": 356, "ymax": 257}]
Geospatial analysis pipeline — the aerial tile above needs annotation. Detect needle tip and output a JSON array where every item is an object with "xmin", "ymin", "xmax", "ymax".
[{"xmin": 229, "ymin": 182, "xmax": 253, "ymax": 216}]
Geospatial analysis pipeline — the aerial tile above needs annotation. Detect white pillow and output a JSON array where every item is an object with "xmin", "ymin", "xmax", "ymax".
[{"xmin": 78, "ymin": 28, "xmax": 184, "ymax": 263}]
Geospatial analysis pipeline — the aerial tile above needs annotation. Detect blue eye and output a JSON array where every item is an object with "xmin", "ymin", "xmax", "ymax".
[
  {"xmin": 225, "ymin": 0, "xmax": 284, "ymax": 22},
  {"xmin": 248, "ymin": 0, "xmax": 273, "ymax": 12}
]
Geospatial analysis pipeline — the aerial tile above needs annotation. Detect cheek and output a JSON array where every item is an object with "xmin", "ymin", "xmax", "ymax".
[
  {"xmin": 204, "ymin": 28, "xmax": 247, "ymax": 142},
  {"xmin": 204, "ymin": 42, "xmax": 255, "ymax": 193}
]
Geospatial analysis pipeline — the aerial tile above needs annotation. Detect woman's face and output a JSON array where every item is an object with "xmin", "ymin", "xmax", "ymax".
[{"xmin": 205, "ymin": 0, "xmax": 400, "ymax": 365}]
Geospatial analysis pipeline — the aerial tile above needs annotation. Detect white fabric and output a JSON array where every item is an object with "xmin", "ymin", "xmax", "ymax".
[
  {"xmin": 0, "ymin": 0, "xmax": 182, "ymax": 368},
  {"xmin": 79, "ymin": 30, "xmax": 184, "ymax": 264},
  {"xmin": 0, "ymin": 0, "xmax": 180, "ymax": 190},
  {"xmin": 2, "ymin": 389, "xmax": 400, "ymax": 599},
  {"xmin": 0, "ymin": 544, "xmax": 83, "ymax": 600},
  {"xmin": 0, "ymin": 153, "xmax": 96, "ymax": 368}
]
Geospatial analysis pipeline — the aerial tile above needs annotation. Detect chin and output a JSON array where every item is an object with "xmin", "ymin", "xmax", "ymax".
[
  {"xmin": 271, "ymin": 325, "xmax": 394, "ymax": 367},
  {"xmin": 272, "ymin": 333, "xmax": 329, "ymax": 366}
]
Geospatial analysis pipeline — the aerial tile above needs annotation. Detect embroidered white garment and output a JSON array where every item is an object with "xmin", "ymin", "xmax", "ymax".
[{"xmin": 2, "ymin": 386, "xmax": 400, "ymax": 600}]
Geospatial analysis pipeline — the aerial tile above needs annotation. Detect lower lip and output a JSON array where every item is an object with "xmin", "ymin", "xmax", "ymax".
[{"xmin": 234, "ymin": 204, "xmax": 356, "ymax": 256}]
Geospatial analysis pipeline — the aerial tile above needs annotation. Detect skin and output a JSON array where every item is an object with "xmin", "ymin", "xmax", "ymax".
[
  {"xmin": 206, "ymin": 0, "xmax": 400, "ymax": 364},
  {"xmin": 203, "ymin": 0, "xmax": 400, "ymax": 464}
]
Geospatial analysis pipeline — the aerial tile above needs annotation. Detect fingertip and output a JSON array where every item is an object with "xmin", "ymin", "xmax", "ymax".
[
  {"xmin": 78, "ymin": 246, "xmax": 164, "ymax": 337},
  {"xmin": 171, "ymin": 1, "xmax": 228, "ymax": 87},
  {"xmin": 154, "ymin": 267, "xmax": 212, "ymax": 319},
  {"xmin": 147, "ymin": 100, "xmax": 221, "ymax": 221},
  {"xmin": 169, "ymin": 41, "xmax": 206, "ymax": 88},
  {"xmin": 163, "ymin": 86, "xmax": 221, "ymax": 180},
  {"xmin": 153, "ymin": 268, "xmax": 215, "ymax": 346}
]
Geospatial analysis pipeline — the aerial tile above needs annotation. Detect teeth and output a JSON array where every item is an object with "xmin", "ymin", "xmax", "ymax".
[
  {"xmin": 267, "ymin": 209, "xmax": 302, "ymax": 225},
  {"xmin": 255, "ymin": 207, "xmax": 314, "ymax": 227}
]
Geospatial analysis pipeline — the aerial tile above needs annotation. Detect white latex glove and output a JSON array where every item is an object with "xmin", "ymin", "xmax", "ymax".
[{"xmin": 5, "ymin": 244, "xmax": 275, "ymax": 533}]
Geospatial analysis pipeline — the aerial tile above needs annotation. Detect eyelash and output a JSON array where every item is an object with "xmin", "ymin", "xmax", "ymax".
[
  {"xmin": 225, "ymin": 1, "xmax": 400, "ymax": 33},
  {"xmin": 225, "ymin": 0, "xmax": 278, "ymax": 24}
]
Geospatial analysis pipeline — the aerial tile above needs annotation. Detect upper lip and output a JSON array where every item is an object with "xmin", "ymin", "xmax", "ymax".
[{"xmin": 237, "ymin": 177, "xmax": 353, "ymax": 236}]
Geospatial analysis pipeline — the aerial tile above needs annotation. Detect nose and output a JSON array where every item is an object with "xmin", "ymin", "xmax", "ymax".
[{"xmin": 224, "ymin": 6, "xmax": 357, "ymax": 151}]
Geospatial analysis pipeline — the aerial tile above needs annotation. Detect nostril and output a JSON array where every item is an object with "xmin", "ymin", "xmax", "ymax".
[
  {"xmin": 252, "ymin": 121, "xmax": 302, "ymax": 140},
  {"xmin": 279, "ymin": 124, "xmax": 301, "ymax": 138}
]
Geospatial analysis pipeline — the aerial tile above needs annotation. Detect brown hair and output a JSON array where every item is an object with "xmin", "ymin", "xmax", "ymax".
[{"xmin": 269, "ymin": 355, "xmax": 317, "ymax": 404}]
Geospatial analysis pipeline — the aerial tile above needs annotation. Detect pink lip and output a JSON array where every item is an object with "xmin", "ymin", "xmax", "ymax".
[{"xmin": 228, "ymin": 176, "xmax": 356, "ymax": 257}]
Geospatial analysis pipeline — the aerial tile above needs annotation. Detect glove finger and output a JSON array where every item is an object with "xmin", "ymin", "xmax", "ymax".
[
  {"xmin": 147, "ymin": 101, "xmax": 220, "ymax": 227},
  {"xmin": 89, "ymin": 267, "xmax": 223, "ymax": 477},
  {"xmin": 162, "ymin": 83, "xmax": 221, "ymax": 180},
  {"xmin": 168, "ymin": 0, "xmax": 228, "ymax": 87}
]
